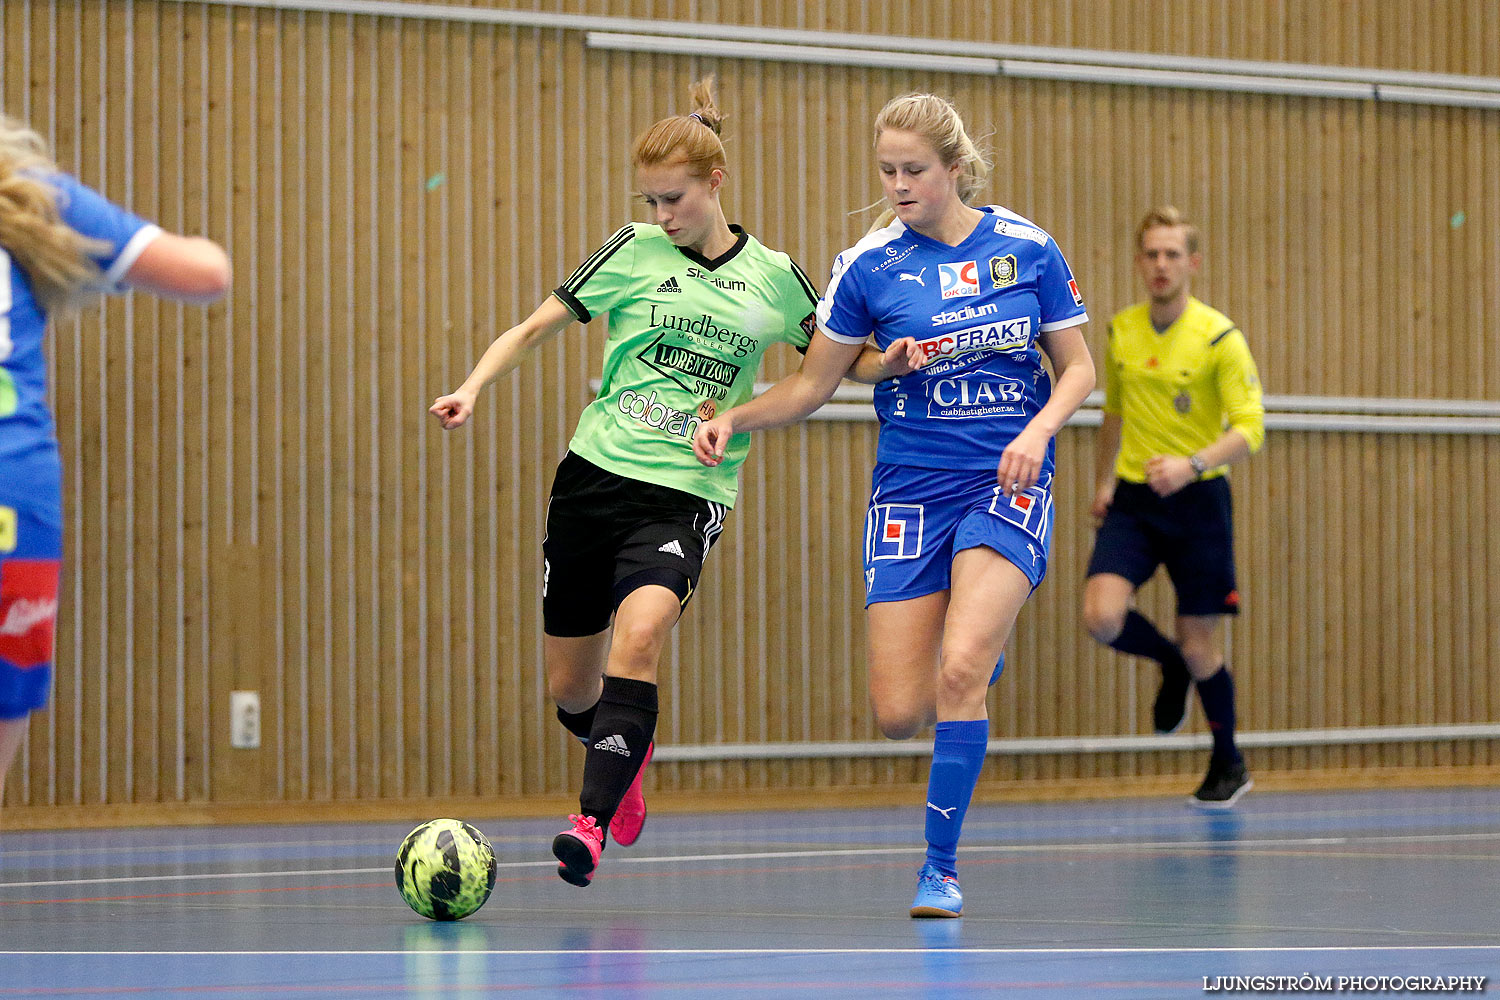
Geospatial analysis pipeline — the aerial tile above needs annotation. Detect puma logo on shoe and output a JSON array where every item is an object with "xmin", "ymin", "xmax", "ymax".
[{"xmin": 926, "ymin": 801, "xmax": 956, "ymax": 819}]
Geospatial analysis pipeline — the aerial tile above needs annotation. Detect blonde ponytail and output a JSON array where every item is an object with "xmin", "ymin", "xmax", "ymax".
[
  {"xmin": 631, "ymin": 76, "xmax": 729, "ymax": 177},
  {"xmin": 0, "ymin": 114, "xmax": 105, "ymax": 314}
]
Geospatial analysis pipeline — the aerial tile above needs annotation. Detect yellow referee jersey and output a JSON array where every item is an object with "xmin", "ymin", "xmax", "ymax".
[{"xmin": 1103, "ymin": 297, "xmax": 1265, "ymax": 484}]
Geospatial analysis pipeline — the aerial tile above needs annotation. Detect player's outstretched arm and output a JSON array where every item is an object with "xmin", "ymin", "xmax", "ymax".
[
  {"xmin": 123, "ymin": 233, "xmax": 231, "ymax": 304},
  {"xmin": 693, "ymin": 334, "xmax": 865, "ymax": 465},
  {"xmin": 429, "ymin": 296, "xmax": 575, "ymax": 430}
]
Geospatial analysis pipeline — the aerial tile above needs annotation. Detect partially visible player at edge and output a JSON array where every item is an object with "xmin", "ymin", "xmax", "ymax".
[
  {"xmin": 0, "ymin": 113, "xmax": 231, "ymax": 811},
  {"xmin": 694, "ymin": 93, "xmax": 1095, "ymax": 918},
  {"xmin": 1082, "ymin": 206, "xmax": 1264, "ymax": 809},
  {"xmin": 430, "ymin": 78, "xmax": 871, "ymax": 887}
]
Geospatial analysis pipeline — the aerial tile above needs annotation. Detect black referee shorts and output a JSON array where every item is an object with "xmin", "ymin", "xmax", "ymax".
[
  {"xmin": 1085, "ymin": 477, "xmax": 1240, "ymax": 617},
  {"xmin": 541, "ymin": 451, "xmax": 728, "ymax": 637}
]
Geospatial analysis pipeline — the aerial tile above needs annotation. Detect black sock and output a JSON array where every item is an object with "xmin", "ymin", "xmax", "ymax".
[
  {"xmin": 1196, "ymin": 666, "xmax": 1241, "ymax": 763},
  {"xmin": 579, "ymin": 676, "xmax": 658, "ymax": 832},
  {"xmin": 556, "ymin": 703, "xmax": 598, "ymax": 744},
  {"xmin": 1110, "ymin": 610, "xmax": 1187, "ymax": 673}
]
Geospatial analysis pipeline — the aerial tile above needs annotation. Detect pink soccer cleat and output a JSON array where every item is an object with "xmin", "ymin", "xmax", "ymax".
[
  {"xmin": 552, "ymin": 813, "xmax": 605, "ymax": 887},
  {"xmin": 609, "ymin": 741, "xmax": 655, "ymax": 847}
]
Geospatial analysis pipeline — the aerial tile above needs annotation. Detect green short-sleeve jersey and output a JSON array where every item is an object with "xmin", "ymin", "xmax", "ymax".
[{"xmin": 553, "ymin": 223, "xmax": 818, "ymax": 506}]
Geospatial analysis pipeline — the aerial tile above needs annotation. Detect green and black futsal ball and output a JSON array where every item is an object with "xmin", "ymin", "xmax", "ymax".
[{"xmin": 395, "ymin": 818, "xmax": 497, "ymax": 920}]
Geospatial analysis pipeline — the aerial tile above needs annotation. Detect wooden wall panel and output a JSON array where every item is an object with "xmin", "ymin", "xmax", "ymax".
[{"xmin": 0, "ymin": 1, "xmax": 1497, "ymax": 818}]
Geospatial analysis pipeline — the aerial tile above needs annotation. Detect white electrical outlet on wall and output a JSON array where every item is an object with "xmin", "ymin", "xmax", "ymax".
[{"xmin": 230, "ymin": 690, "xmax": 261, "ymax": 749}]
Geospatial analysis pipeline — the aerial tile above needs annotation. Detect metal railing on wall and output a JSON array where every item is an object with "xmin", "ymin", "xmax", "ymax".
[
  {"xmin": 655, "ymin": 723, "xmax": 1500, "ymax": 763},
  {"xmin": 592, "ymin": 382, "xmax": 1500, "ymax": 435},
  {"xmin": 189, "ymin": 0, "xmax": 1500, "ymax": 111}
]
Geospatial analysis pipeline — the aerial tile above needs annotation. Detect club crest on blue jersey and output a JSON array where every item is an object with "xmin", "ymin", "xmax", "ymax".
[
  {"xmin": 865, "ymin": 503, "xmax": 924, "ymax": 561},
  {"xmin": 989, "ymin": 255, "xmax": 1017, "ymax": 288}
]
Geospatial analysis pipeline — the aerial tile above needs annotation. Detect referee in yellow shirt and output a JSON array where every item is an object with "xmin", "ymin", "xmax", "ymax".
[{"xmin": 1082, "ymin": 206, "xmax": 1264, "ymax": 808}]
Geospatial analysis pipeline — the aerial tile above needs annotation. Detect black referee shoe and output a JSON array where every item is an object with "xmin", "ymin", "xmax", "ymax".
[
  {"xmin": 1189, "ymin": 758, "xmax": 1252, "ymax": 810},
  {"xmin": 1152, "ymin": 658, "xmax": 1193, "ymax": 734}
]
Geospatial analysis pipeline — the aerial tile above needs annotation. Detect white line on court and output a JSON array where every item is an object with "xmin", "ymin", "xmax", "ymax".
[
  {"xmin": 0, "ymin": 832, "xmax": 556, "ymax": 860},
  {"xmin": 0, "ymin": 946, "xmax": 1497, "ymax": 956},
  {"xmin": 3, "ymin": 830, "xmax": 1497, "ymax": 891},
  {"xmin": 0, "ymin": 866, "xmax": 399, "ymax": 890},
  {"xmin": 0, "ymin": 837, "xmax": 403, "ymax": 859},
  {"xmin": 6, "ymin": 797, "xmax": 1497, "ymax": 860}
]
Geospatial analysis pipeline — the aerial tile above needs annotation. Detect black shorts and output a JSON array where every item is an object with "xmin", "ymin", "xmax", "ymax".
[
  {"xmin": 1086, "ymin": 477, "xmax": 1239, "ymax": 617},
  {"xmin": 541, "ymin": 451, "xmax": 728, "ymax": 637}
]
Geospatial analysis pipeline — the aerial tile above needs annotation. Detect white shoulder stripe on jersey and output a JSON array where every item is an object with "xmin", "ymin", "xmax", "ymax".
[
  {"xmin": 1039, "ymin": 312, "xmax": 1089, "ymax": 334},
  {"xmin": 0, "ymin": 251, "xmax": 12, "ymax": 359},
  {"xmin": 984, "ymin": 204, "xmax": 1041, "ymax": 227},
  {"xmin": 983, "ymin": 205, "xmax": 1054, "ymax": 247},
  {"xmin": 817, "ymin": 321, "xmax": 869, "ymax": 346},
  {"xmin": 814, "ymin": 219, "xmax": 908, "ymax": 339},
  {"xmin": 104, "ymin": 224, "xmax": 164, "ymax": 290}
]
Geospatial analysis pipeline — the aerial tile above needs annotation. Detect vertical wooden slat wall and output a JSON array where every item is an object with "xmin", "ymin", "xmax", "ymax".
[{"xmin": 1, "ymin": 0, "xmax": 1497, "ymax": 817}]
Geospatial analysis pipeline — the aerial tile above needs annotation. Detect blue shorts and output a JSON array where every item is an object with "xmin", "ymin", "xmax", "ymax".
[
  {"xmin": 862, "ymin": 463, "xmax": 1053, "ymax": 606},
  {"xmin": 0, "ymin": 452, "xmax": 64, "ymax": 719}
]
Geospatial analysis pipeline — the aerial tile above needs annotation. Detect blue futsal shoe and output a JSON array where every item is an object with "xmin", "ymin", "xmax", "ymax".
[
  {"xmin": 909, "ymin": 863, "xmax": 964, "ymax": 918},
  {"xmin": 990, "ymin": 651, "xmax": 1006, "ymax": 687}
]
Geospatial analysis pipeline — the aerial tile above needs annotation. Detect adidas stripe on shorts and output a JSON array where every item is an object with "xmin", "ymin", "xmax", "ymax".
[{"xmin": 541, "ymin": 451, "xmax": 726, "ymax": 637}]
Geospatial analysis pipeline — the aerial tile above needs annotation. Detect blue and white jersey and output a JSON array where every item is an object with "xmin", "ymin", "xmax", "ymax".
[
  {"xmin": 817, "ymin": 205, "xmax": 1087, "ymax": 471},
  {"xmin": 0, "ymin": 173, "xmax": 161, "ymax": 465}
]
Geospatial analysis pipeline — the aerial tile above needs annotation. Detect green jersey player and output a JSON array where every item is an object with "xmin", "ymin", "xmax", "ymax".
[{"xmin": 430, "ymin": 78, "xmax": 827, "ymax": 887}]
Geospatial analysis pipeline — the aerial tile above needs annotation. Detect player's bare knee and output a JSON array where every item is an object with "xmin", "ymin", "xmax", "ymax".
[
  {"xmin": 872, "ymin": 698, "xmax": 927, "ymax": 741},
  {"xmin": 1180, "ymin": 643, "xmax": 1222, "ymax": 679},
  {"xmin": 606, "ymin": 621, "xmax": 668, "ymax": 679},
  {"xmin": 876, "ymin": 713, "xmax": 924, "ymax": 742},
  {"xmin": 1082, "ymin": 592, "xmax": 1126, "ymax": 643},
  {"xmin": 935, "ymin": 653, "xmax": 988, "ymax": 704},
  {"xmin": 546, "ymin": 670, "xmax": 599, "ymax": 712}
]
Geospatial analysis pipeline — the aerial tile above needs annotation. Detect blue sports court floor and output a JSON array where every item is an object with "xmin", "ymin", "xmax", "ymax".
[{"xmin": 2, "ymin": 787, "xmax": 1497, "ymax": 998}]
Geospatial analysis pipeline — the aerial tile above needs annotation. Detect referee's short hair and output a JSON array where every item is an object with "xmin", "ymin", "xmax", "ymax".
[{"xmin": 1135, "ymin": 206, "xmax": 1200, "ymax": 255}]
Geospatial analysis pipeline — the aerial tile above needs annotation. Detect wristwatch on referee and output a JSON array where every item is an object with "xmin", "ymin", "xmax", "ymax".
[{"xmin": 1188, "ymin": 454, "xmax": 1208, "ymax": 480}]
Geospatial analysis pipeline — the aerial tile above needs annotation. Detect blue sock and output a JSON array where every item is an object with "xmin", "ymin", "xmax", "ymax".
[{"xmin": 923, "ymin": 719, "xmax": 989, "ymax": 877}]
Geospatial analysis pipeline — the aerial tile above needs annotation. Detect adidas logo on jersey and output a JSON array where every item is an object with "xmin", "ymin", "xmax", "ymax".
[
  {"xmin": 657, "ymin": 539, "xmax": 686, "ymax": 558},
  {"xmin": 656, "ymin": 276, "xmax": 682, "ymax": 293},
  {"xmin": 594, "ymin": 734, "xmax": 632, "ymax": 756}
]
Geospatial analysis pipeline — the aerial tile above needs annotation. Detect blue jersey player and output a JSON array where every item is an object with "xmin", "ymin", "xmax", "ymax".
[
  {"xmin": 694, "ymin": 94, "xmax": 1095, "ymax": 917},
  {"xmin": 0, "ymin": 113, "xmax": 230, "ymax": 810}
]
